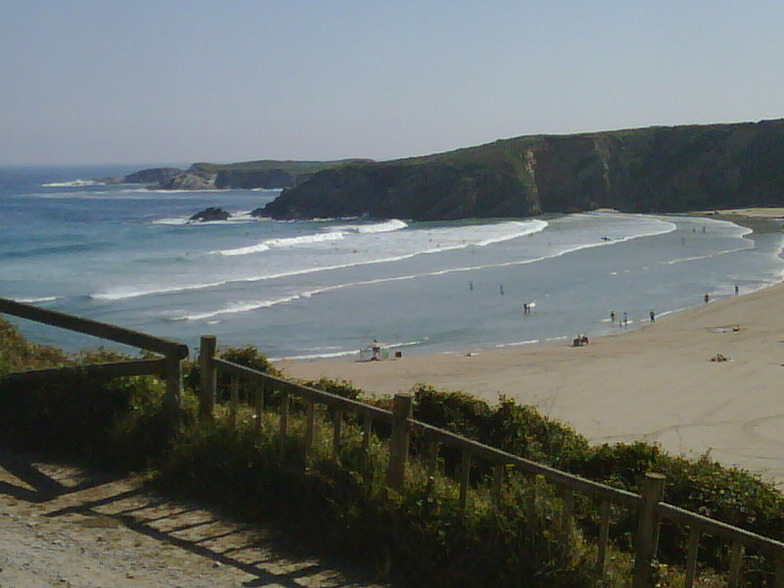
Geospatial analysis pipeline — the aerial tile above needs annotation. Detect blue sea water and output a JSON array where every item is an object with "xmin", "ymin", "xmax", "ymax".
[{"xmin": 2, "ymin": 164, "xmax": 784, "ymax": 360}]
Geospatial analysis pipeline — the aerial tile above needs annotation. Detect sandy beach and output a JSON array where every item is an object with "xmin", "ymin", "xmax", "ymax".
[{"xmin": 280, "ymin": 209, "xmax": 784, "ymax": 486}]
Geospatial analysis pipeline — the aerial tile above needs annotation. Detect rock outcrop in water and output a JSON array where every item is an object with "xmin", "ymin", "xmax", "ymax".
[
  {"xmin": 260, "ymin": 119, "xmax": 784, "ymax": 221},
  {"xmin": 189, "ymin": 207, "xmax": 231, "ymax": 222}
]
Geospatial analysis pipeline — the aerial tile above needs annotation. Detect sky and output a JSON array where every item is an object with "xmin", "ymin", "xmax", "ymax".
[{"xmin": 2, "ymin": 1, "xmax": 783, "ymax": 166}]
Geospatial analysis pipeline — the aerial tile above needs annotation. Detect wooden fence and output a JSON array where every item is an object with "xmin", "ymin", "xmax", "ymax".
[
  {"xmin": 0, "ymin": 297, "xmax": 189, "ymax": 422},
  {"xmin": 200, "ymin": 335, "xmax": 784, "ymax": 588},
  {"xmin": 2, "ymin": 300, "xmax": 783, "ymax": 587}
]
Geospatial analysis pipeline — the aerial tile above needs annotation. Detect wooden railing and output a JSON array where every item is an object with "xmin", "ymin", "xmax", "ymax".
[
  {"xmin": 2, "ymin": 308, "xmax": 782, "ymax": 586},
  {"xmin": 200, "ymin": 335, "xmax": 784, "ymax": 588},
  {"xmin": 0, "ymin": 297, "xmax": 189, "ymax": 422}
]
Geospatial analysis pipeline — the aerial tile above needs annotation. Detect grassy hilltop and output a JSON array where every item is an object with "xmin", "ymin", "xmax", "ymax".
[{"xmin": 126, "ymin": 159, "xmax": 371, "ymax": 190}]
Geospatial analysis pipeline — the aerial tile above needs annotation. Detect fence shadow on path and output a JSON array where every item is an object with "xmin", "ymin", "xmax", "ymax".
[{"xmin": 0, "ymin": 450, "xmax": 388, "ymax": 588}]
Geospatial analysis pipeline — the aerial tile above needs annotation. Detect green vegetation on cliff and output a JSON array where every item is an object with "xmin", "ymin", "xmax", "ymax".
[
  {"xmin": 261, "ymin": 119, "xmax": 784, "ymax": 220},
  {"xmin": 193, "ymin": 159, "xmax": 373, "ymax": 189},
  {"xmin": 127, "ymin": 159, "xmax": 372, "ymax": 190}
]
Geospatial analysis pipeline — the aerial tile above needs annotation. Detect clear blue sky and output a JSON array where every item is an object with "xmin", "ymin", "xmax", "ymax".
[{"xmin": 2, "ymin": 1, "xmax": 782, "ymax": 165}]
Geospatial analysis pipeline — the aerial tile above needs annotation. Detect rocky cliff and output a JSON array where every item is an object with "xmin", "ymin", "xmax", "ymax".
[
  {"xmin": 260, "ymin": 119, "xmax": 784, "ymax": 221},
  {"xmin": 123, "ymin": 167, "xmax": 181, "ymax": 184}
]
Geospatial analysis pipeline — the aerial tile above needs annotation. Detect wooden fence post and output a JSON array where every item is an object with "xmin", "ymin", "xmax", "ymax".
[
  {"xmin": 459, "ymin": 450, "xmax": 472, "ymax": 513},
  {"xmin": 633, "ymin": 472, "xmax": 666, "ymax": 588},
  {"xmin": 559, "ymin": 486, "xmax": 575, "ymax": 544},
  {"xmin": 386, "ymin": 393, "xmax": 412, "ymax": 490},
  {"xmin": 526, "ymin": 474, "xmax": 539, "ymax": 533},
  {"xmin": 254, "ymin": 383, "xmax": 264, "ymax": 436},
  {"xmin": 229, "ymin": 376, "xmax": 239, "ymax": 428},
  {"xmin": 775, "ymin": 555, "xmax": 784, "ymax": 588},
  {"xmin": 303, "ymin": 400, "xmax": 316, "ymax": 461},
  {"xmin": 199, "ymin": 335, "xmax": 217, "ymax": 422},
  {"xmin": 164, "ymin": 351, "xmax": 182, "ymax": 428},
  {"xmin": 491, "ymin": 463, "xmax": 504, "ymax": 506},
  {"xmin": 362, "ymin": 416, "xmax": 373, "ymax": 452},
  {"xmin": 727, "ymin": 541, "xmax": 744, "ymax": 588},
  {"xmin": 332, "ymin": 409, "xmax": 343, "ymax": 461},
  {"xmin": 684, "ymin": 527, "xmax": 700, "ymax": 588},
  {"xmin": 279, "ymin": 392, "xmax": 290, "ymax": 461},
  {"xmin": 596, "ymin": 499, "xmax": 611, "ymax": 580},
  {"xmin": 426, "ymin": 439, "xmax": 440, "ymax": 476}
]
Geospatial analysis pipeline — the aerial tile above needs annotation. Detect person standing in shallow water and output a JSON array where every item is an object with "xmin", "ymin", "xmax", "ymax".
[{"xmin": 650, "ymin": 310, "xmax": 655, "ymax": 323}]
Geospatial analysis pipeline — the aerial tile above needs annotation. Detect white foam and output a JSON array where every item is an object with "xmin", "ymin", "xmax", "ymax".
[
  {"xmin": 216, "ymin": 231, "xmax": 345, "ymax": 256},
  {"xmin": 495, "ymin": 339, "xmax": 541, "ymax": 348},
  {"xmin": 153, "ymin": 217, "xmax": 191, "ymax": 226},
  {"xmin": 214, "ymin": 219, "xmax": 541, "ymax": 258},
  {"xmin": 269, "ymin": 349, "xmax": 359, "ymax": 362},
  {"xmin": 268, "ymin": 338, "xmax": 421, "ymax": 362},
  {"xmin": 92, "ymin": 215, "xmax": 675, "ymax": 304},
  {"xmin": 330, "ymin": 219, "xmax": 409, "ymax": 234},
  {"xmin": 357, "ymin": 219, "xmax": 408, "ymax": 233},
  {"xmin": 14, "ymin": 296, "xmax": 59, "ymax": 303},
  {"xmin": 92, "ymin": 281, "xmax": 230, "ymax": 300},
  {"xmin": 42, "ymin": 179, "xmax": 100, "ymax": 187},
  {"xmin": 153, "ymin": 211, "xmax": 261, "ymax": 226},
  {"xmin": 665, "ymin": 244, "xmax": 753, "ymax": 265}
]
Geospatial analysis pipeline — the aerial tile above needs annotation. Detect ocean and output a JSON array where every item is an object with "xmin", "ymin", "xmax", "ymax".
[{"xmin": 2, "ymin": 164, "xmax": 783, "ymax": 361}]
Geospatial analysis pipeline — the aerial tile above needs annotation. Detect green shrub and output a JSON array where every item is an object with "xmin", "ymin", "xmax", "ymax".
[
  {"xmin": 0, "ymin": 317, "xmax": 69, "ymax": 375},
  {"xmin": 183, "ymin": 344, "xmax": 281, "ymax": 405},
  {"xmin": 5, "ymin": 322, "xmax": 784, "ymax": 585},
  {"xmin": 155, "ymin": 411, "xmax": 603, "ymax": 587},
  {"xmin": 407, "ymin": 385, "xmax": 784, "ymax": 585},
  {"xmin": 0, "ymin": 370, "xmax": 152, "ymax": 464},
  {"xmin": 486, "ymin": 395, "xmax": 590, "ymax": 467},
  {"xmin": 305, "ymin": 377, "xmax": 364, "ymax": 400}
]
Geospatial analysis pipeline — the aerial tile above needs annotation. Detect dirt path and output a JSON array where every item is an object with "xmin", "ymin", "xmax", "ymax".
[{"xmin": 0, "ymin": 451, "xmax": 389, "ymax": 587}]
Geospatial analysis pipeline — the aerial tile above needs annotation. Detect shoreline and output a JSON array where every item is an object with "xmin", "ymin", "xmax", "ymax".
[{"xmin": 279, "ymin": 208, "xmax": 784, "ymax": 485}]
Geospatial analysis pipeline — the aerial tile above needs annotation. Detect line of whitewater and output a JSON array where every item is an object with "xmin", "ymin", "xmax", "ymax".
[
  {"xmin": 172, "ymin": 220, "xmax": 677, "ymax": 322},
  {"xmin": 269, "ymin": 339, "xmax": 422, "ymax": 362},
  {"xmin": 91, "ymin": 220, "xmax": 546, "ymax": 301}
]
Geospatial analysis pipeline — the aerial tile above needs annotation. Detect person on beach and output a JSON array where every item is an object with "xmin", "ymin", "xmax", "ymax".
[
  {"xmin": 704, "ymin": 293, "xmax": 710, "ymax": 304},
  {"xmin": 735, "ymin": 285, "xmax": 739, "ymax": 296},
  {"xmin": 650, "ymin": 310, "xmax": 655, "ymax": 323},
  {"xmin": 371, "ymin": 339, "xmax": 381, "ymax": 361},
  {"xmin": 610, "ymin": 311, "xmax": 615, "ymax": 323},
  {"xmin": 622, "ymin": 312, "xmax": 628, "ymax": 327}
]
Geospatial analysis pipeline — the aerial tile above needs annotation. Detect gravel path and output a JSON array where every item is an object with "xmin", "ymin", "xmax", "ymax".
[{"xmin": 0, "ymin": 451, "xmax": 389, "ymax": 587}]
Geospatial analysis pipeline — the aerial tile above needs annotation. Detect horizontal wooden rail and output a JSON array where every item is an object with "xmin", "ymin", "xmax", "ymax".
[
  {"xmin": 409, "ymin": 419, "xmax": 642, "ymax": 509},
  {"xmin": 0, "ymin": 297, "xmax": 188, "ymax": 359},
  {"xmin": 659, "ymin": 502, "xmax": 784, "ymax": 558},
  {"xmin": 205, "ymin": 338, "xmax": 784, "ymax": 586},
  {"xmin": 212, "ymin": 358, "xmax": 394, "ymax": 423},
  {"xmin": 214, "ymin": 356, "xmax": 640, "ymax": 509},
  {"xmin": 6, "ymin": 358, "xmax": 169, "ymax": 382},
  {"xmin": 2, "ymin": 298, "xmax": 187, "ymax": 425}
]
